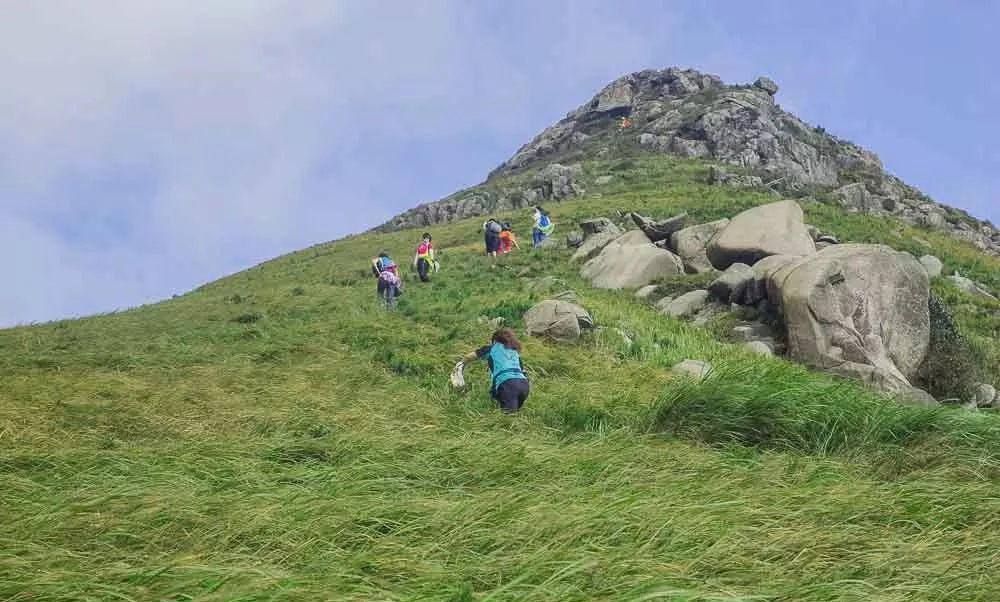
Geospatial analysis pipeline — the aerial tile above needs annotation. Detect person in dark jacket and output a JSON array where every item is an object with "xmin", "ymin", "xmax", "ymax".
[{"xmin": 483, "ymin": 218, "xmax": 502, "ymax": 257}]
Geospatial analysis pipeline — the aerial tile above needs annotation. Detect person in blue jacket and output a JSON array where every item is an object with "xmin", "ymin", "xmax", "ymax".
[{"xmin": 459, "ymin": 328, "xmax": 530, "ymax": 413}]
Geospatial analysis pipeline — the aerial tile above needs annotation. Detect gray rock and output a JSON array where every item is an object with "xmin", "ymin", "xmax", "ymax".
[
  {"xmin": 524, "ymin": 300, "xmax": 594, "ymax": 343},
  {"xmin": 776, "ymin": 244, "xmax": 930, "ymax": 396},
  {"xmin": 535, "ymin": 163, "xmax": 585, "ymax": 200},
  {"xmin": 581, "ymin": 230, "xmax": 684, "ymax": 289},
  {"xmin": 536, "ymin": 236, "xmax": 562, "ymax": 250},
  {"xmin": 566, "ymin": 232, "xmax": 584, "ymax": 248},
  {"xmin": 629, "ymin": 212, "xmax": 688, "ymax": 243},
  {"xmin": 816, "ymin": 235, "xmax": 839, "ymax": 245},
  {"xmin": 919, "ymin": 255, "xmax": 943, "ymax": 278},
  {"xmin": 660, "ymin": 290, "xmax": 710, "ymax": 318},
  {"xmin": 671, "ymin": 359, "xmax": 713, "ymax": 381},
  {"xmin": 579, "ymin": 217, "xmax": 622, "ymax": 237},
  {"xmin": 753, "ymin": 76, "xmax": 779, "ymax": 95},
  {"xmin": 595, "ymin": 175, "xmax": 613, "ymax": 185},
  {"xmin": 731, "ymin": 322, "xmax": 775, "ymax": 343},
  {"xmin": 635, "ymin": 285, "xmax": 659, "ymax": 303},
  {"xmin": 707, "ymin": 200, "xmax": 816, "ymax": 269},
  {"xmin": 949, "ymin": 272, "xmax": 998, "ymax": 301},
  {"xmin": 654, "ymin": 295, "xmax": 676, "ymax": 312},
  {"xmin": 571, "ymin": 231, "xmax": 619, "ymax": 263},
  {"xmin": 744, "ymin": 341, "xmax": 775, "ymax": 356},
  {"xmin": 671, "ymin": 218, "xmax": 730, "ymax": 273},
  {"xmin": 832, "ymin": 183, "xmax": 880, "ymax": 213},
  {"xmin": 745, "ymin": 254, "xmax": 801, "ymax": 305},
  {"xmin": 708, "ymin": 263, "xmax": 754, "ymax": 304},
  {"xmin": 973, "ymin": 383, "xmax": 997, "ymax": 407}
]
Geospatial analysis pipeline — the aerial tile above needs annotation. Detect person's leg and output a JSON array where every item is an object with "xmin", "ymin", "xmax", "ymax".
[
  {"xmin": 515, "ymin": 379, "xmax": 530, "ymax": 410},
  {"xmin": 496, "ymin": 379, "xmax": 529, "ymax": 413},
  {"xmin": 532, "ymin": 229, "xmax": 543, "ymax": 247},
  {"xmin": 377, "ymin": 280, "xmax": 388, "ymax": 308},
  {"xmin": 417, "ymin": 259, "xmax": 430, "ymax": 282}
]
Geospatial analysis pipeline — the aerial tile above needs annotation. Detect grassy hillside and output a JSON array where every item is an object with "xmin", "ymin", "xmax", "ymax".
[{"xmin": 3, "ymin": 156, "xmax": 1000, "ymax": 601}]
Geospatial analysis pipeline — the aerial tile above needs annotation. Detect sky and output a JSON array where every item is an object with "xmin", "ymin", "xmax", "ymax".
[{"xmin": 2, "ymin": 0, "xmax": 997, "ymax": 327}]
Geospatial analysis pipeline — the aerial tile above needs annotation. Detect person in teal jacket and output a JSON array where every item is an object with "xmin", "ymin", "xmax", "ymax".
[{"xmin": 458, "ymin": 328, "xmax": 530, "ymax": 413}]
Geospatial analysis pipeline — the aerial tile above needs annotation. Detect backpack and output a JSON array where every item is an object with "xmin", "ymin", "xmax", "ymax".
[
  {"xmin": 538, "ymin": 213, "xmax": 550, "ymax": 228},
  {"xmin": 378, "ymin": 270, "xmax": 401, "ymax": 287},
  {"xmin": 486, "ymin": 220, "xmax": 502, "ymax": 234}
]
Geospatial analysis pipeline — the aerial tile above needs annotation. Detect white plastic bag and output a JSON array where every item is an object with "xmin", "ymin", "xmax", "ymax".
[{"xmin": 449, "ymin": 361, "xmax": 466, "ymax": 388}]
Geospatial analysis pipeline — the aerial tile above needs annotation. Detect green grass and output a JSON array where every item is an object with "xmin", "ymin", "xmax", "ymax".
[{"xmin": 4, "ymin": 157, "xmax": 1000, "ymax": 600}]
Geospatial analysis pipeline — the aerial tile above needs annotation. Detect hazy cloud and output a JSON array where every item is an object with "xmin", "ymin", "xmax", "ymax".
[{"xmin": 1, "ymin": 1, "xmax": 996, "ymax": 326}]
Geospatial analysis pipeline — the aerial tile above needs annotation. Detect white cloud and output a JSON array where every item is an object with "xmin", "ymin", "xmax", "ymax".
[{"xmin": 0, "ymin": 0, "xmax": 665, "ymax": 326}]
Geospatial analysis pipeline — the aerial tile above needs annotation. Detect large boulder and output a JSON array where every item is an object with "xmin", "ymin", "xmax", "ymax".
[
  {"xmin": 919, "ymin": 255, "xmax": 943, "ymax": 278},
  {"xmin": 581, "ymin": 230, "xmax": 684, "ymax": 289},
  {"xmin": 671, "ymin": 218, "xmax": 729, "ymax": 273},
  {"xmin": 745, "ymin": 254, "xmax": 801, "ymax": 305},
  {"xmin": 774, "ymin": 244, "xmax": 930, "ymax": 396},
  {"xmin": 708, "ymin": 263, "xmax": 754, "ymax": 304},
  {"xmin": 571, "ymin": 231, "xmax": 619, "ymax": 263},
  {"xmin": 707, "ymin": 200, "xmax": 816, "ymax": 269},
  {"xmin": 524, "ymin": 300, "xmax": 594, "ymax": 343}
]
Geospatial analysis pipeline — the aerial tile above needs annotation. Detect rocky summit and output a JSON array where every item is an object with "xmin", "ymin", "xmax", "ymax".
[{"xmin": 378, "ymin": 67, "xmax": 999, "ymax": 258}]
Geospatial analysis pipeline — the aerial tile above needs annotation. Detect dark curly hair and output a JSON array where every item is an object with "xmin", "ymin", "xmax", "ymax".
[{"xmin": 492, "ymin": 328, "xmax": 522, "ymax": 351}]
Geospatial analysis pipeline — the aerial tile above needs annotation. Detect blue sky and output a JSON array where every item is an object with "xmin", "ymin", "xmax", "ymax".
[{"xmin": 1, "ymin": 1, "xmax": 997, "ymax": 326}]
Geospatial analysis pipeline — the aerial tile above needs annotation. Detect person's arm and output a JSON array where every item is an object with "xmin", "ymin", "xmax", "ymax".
[
  {"xmin": 371, "ymin": 258, "xmax": 381, "ymax": 277},
  {"xmin": 512, "ymin": 235, "xmax": 520, "ymax": 249},
  {"xmin": 462, "ymin": 345, "xmax": 491, "ymax": 364}
]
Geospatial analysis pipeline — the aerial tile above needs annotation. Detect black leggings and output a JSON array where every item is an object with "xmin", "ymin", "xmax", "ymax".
[
  {"xmin": 494, "ymin": 378, "xmax": 530, "ymax": 413},
  {"xmin": 416, "ymin": 258, "xmax": 431, "ymax": 282}
]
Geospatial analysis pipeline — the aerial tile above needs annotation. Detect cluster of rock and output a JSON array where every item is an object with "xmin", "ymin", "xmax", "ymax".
[
  {"xmin": 375, "ymin": 66, "xmax": 998, "ymax": 260},
  {"xmin": 574, "ymin": 200, "xmax": 947, "ymax": 404},
  {"xmin": 376, "ymin": 163, "xmax": 585, "ymax": 231}
]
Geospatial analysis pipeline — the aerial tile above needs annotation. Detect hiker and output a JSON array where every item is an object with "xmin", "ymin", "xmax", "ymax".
[
  {"xmin": 457, "ymin": 328, "xmax": 530, "ymax": 413},
  {"xmin": 532, "ymin": 206, "xmax": 554, "ymax": 247},
  {"xmin": 371, "ymin": 252, "xmax": 402, "ymax": 310},
  {"xmin": 413, "ymin": 233, "xmax": 435, "ymax": 282},
  {"xmin": 499, "ymin": 222, "xmax": 520, "ymax": 255},
  {"xmin": 484, "ymin": 218, "xmax": 502, "ymax": 257}
]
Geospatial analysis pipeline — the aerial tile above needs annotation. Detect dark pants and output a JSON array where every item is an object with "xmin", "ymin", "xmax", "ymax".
[
  {"xmin": 532, "ymin": 228, "xmax": 546, "ymax": 247},
  {"xmin": 485, "ymin": 233, "xmax": 500, "ymax": 254},
  {"xmin": 494, "ymin": 378, "xmax": 530, "ymax": 413},
  {"xmin": 417, "ymin": 258, "xmax": 431, "ymax": 282}
]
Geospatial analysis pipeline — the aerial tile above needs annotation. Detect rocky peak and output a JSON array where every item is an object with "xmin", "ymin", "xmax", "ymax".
[{"xmin": 376, "ymin": 67, "xmax": 998, "ymax": 258}]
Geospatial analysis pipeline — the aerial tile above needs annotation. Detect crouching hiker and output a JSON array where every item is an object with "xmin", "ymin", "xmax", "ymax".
[
  {"xmin": 371, "ymin": 252, "xmax": 402, "ymax": 310},
  {"xmin": 455, "ymin": 328, "xmax": 530, "ymax": 413}
]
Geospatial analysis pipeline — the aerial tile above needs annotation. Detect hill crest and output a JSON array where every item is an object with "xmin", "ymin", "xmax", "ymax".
[{"xmin": 379, "ymin": 67, "xmax": 999, "ymax": 259}]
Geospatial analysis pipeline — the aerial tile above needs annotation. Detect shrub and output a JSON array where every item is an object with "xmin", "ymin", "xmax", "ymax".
[{"xmin": 916, "ymin": 295, "xmax": 982, "ymax": 402}]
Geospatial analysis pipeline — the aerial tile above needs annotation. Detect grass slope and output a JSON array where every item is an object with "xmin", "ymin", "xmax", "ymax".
[{"xmin": 3, "ymin": 157, "xmax": 1000, "ymax": 601}]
